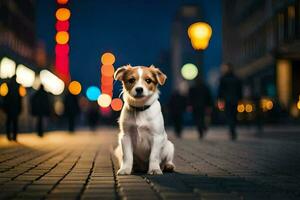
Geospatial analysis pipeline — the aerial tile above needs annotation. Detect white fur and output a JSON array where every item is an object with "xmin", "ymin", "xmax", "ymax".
[{"xmin": 115, "ymin": 68, "xmax": 175, "ymax": 175}]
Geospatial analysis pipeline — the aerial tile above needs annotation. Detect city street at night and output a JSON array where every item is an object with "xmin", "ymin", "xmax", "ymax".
[{"xmin": 0, "ymin": 128, "xmax": 299, "ymax": 200}]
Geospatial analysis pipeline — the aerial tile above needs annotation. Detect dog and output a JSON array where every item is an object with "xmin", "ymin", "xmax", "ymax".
[{"xmin": 114, "ymin": 64, "xmax": 175, "ymax": 175}]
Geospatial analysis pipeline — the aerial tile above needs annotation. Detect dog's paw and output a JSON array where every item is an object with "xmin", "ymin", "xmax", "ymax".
[
  {"xmin": 164, "ymin": 163, "xmax": 175, "ymax": 172},
  {"xmin": 148, "ymin": 168, "xmax": 163, "ymax": 175},
  {"xmin": 117, "ymin": 168, "xmax": 132, "ymax": 175}
]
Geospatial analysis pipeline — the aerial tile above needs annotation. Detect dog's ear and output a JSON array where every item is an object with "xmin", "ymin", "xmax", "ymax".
[
  {"xmin": 114, "ymin": 65, "xmax": 131, "ymax": 81},
  {"xmin": 150, "ymin": 65, "xmax": 167, "ymax": 85}
]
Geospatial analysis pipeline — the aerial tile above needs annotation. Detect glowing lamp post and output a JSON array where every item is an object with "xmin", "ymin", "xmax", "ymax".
[{"xmin": 188, "ymin": 22, "xmax": 212, "ymax": 50}]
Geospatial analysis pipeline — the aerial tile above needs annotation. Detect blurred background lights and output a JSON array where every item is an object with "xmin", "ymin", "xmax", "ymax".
[
  {"xmin": 0, "ymin": 57, "xmax": 16, "ymax": 79},
  {"xmin": 56, "ymin": 31, "xmax": 69, "ymax": 44},
  {"xmin": 111, "ymin": 98, "xmax": 123, "ymax": 111},
  {"xmin": 86, "ymin": 86, "xmax": 101, "ymax": 101},
  {"xmin": 188, "ymin": 22, "xmax": 212, "ymax": 50},
  {"xmin": 57, "ymin": 0, "xmax": 68, "ymax": 5},
  {"xmin": 55, "ymin": 8, "xmax": 71, "ymax": 21},
  {"xmin": 97, "ymin": 94, "xmax": 112, "ymax": 108},
  {"xmin": 181, "ymin": 63, "xmax": 198, "ymax": 80},
  {"xmin": 0, "ymin": 83, "xmax": 8, "ymax": 96},
  {"xmin": 55, "ymin": 20, "xmax": 69, "ymax": 32},
  {"xmin": 54, "ymin": 99, "xmax": 64, "ymax": 116},
  {"xmin": 101, "ymin": 65, "xmax": 115, "ymax": 77},
  {"xmin": 237, "ymin": 104, "xmax": 245, "ymax": 113},
  {"xmin": 68, "ymin": 81, "xmax": 81, "ymax": 95},
  {"xmin": 16, "ymin": 64, "xmax": 35, "ymax": 87},
  {"xmin": 245, "ymin": 104, "xmax": 253, "ymax": 113},
  {"xmin": 19, "ymin": 86, "xmax": 26, "ymax": 97},
  {"xmin": 40, "ymin": 70, "xmax": 65, "ymax": 95},
  {"xmin": 101, "ymin": 53, "xmax": 115, "ymax": 65}
]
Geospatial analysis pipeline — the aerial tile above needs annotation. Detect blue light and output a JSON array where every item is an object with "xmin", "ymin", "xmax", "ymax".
[{"xmin": 86, "ymin": 86, "xmax": 101, "ymax": 101}]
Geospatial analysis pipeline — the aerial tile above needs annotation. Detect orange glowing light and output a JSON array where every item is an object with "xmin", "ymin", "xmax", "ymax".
[
  {"xmin": 68, "ymin": 81, "xmax": 81, "ymax": 95},
  {"xmin": 101, "ymin": 76, "xmax": 114, "ymax": 85},
  {"xmin": 56, "ymin": 8, "xmax": 71, "ymax": 21},
  {"xmin": 56, "ymin": 31, "xmax": 69, "ymax": 44},
  {"xmin": 19, "ymin": 86, "xmax": 26, "ymax": 97},
  {"xmin": 0, "ymin": 83, "xmax": 8, "ymax": 96},
  {"xmin": 111, "ymin": 98, "xmax": 123, "ymax": 111},
  {"xmin": 101, "ymin": 53, "xmax": 115, "ymax": 65},
  {"xmin": 57, "ymin": 0, "xmax": 68, "ymax": 4},
  {"xmin": 101, "ymin": 65, "xmax": 115, "ymax": 77}
]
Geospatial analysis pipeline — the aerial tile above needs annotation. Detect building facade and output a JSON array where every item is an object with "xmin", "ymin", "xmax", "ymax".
[{"xmin": 223, "ymin": 0, "xmax": 300, "ymax": 117}]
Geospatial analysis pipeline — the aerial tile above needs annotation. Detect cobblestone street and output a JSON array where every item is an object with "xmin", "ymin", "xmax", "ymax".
[{"xmin": 0, "ymin": 127, "xmax": 300, "ymax": 200}]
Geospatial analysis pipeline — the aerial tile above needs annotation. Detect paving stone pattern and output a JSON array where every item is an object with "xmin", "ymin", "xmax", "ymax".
[{"xmin": 0, "ymin": 128, "xmax": 300, "ymax": 200}]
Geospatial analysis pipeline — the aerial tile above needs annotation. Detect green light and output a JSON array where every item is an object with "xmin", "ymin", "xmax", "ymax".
[{"xmin": 181, "ymin": 63, "xmax": 198, "ymax": 80}]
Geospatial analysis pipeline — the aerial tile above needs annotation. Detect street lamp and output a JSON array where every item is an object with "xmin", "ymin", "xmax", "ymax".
[{"xmin": 188, "ymin": 22, "xmax": 212, "ymax": 50}]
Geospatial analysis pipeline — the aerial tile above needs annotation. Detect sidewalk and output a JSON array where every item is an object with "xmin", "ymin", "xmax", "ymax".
[{"xmin": 0, "ymin": 128, "xmax": 299, "ymax": 200}]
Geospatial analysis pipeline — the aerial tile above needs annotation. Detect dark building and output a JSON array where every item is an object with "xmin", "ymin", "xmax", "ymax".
[
  {"xmin": 222, "ymin": 0, "xmax": 300, "ymax": 117},
  {"xmin": 171, "ymin": 5, "xmax": 203, "ymax": 89}
]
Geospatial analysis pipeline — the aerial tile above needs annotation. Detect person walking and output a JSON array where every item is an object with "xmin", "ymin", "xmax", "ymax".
[
  {"xmin": 64, "ymin": 91, "xmax": 80, "ymax": 132},
  {"xmin": 3, "ymin": 75, "xmax": 22, "ymax": 141},
  {"xmin": 218, "ymin": 63, "xmax": 242, "ymax": 140},
  {"xmin": 31, "ymin": 85, "xmax": 51, "ymax": 137},
  {"xmin": 169, "ymin": 89, "xmax": 187, "ymax": 138},
  {"xmin": 188, "ymin": 76, "xmax": 213, "ymax": 139}
]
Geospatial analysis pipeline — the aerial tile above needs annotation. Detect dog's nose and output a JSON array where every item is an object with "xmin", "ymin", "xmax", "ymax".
[{"xmin": 135, "ymin": 87, "xmax": 143, "ymax": 95}]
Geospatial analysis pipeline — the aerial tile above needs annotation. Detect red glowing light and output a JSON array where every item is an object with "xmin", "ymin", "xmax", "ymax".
[
  {"xmin": 100, "ymin": 106, "xmax": 111, "ymax": 117},
  {"xmin": 111, "ymin": 98, "xmax": 123, "ymax": 111},
  {"xmin": 56, "ymin": 20, "xmax": 69, "ymax": 31},
  {"xmin": 57, "ymin": 0, "xmax": 68, "ymax": 4},
  {"xmin": 55, "ymin": 44, "xmax": 69, "ymax": 55},
  {"xmin": 101, "ymin": 76, "xmax": 113, "ymax": 85}
]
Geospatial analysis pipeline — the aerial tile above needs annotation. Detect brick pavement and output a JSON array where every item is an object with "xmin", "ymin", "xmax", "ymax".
[{"xmin": 0, "ymin": 128, "xmax": 299, "ymax": 200}]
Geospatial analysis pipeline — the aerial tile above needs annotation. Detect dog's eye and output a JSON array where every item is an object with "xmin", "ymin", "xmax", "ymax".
[
  {"xmin": 145, "ymin": 79, "xmax": 152, "ymax": 84},
  {"xmin": 128, "ymin": 78, "xmax": 135, "ymax": 84}
]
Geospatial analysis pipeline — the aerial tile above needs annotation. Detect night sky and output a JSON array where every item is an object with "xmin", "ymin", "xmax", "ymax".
[{"xmin": 36, "ymin": 0, "xmax": 222, "ymax": 96}]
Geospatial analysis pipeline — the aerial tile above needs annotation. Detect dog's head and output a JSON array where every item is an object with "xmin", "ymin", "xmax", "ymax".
[{"xmin": 114, "ymin": 65, "xmax": 166, "ymax": 103}]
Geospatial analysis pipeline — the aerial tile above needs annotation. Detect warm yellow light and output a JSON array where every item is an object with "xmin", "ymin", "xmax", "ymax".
[
  {"xmin": 16, "ymin": 64, "xmax": 35, "ymax": 87},
  {"xmin": 19, "ymin": 86, "xmax": 26, "ymax": 97},
  {"xmin": 101, "ymin": 53, "xmax": 115, "ymax": 65},
  {"xmin": 68, "ymin": 81, "xmax": 81, "ymax": 95},
  {"xmin": 56, "ymin": 31, "xmax": 69, "ymax": 44},
  {"xmin": 297, "ymin": 101, "xmax": 300, "ymax": 110},
  {"xmin": 188, "ymin": 22, "xmax": 212, "ymax": 50},
  {"xmin": 56, "ymin": 8, "xmax": 71, "ymax": 21},
  {"xmin": 237, "ymin": 104, "xmax": 245, "ymax": 113},
  {"xmin": 245, "ymin": 104, "xmax": 253, "ymax": 113},
  {"xmin": 0, "ymin": 83, "xmax": 8, "ymax": 96},
  {"xmin": 266, "ymin": 100, "xmax": 273, "ymax": 110},
  {"xmin": 40, "ymin": 70, "xmax": 65, "ymax": 95},
  {"xmin": 97, "ymin": 94, "xmax": 112, "ymax": 108},
  {"xmin": 0, "ymin": 57, "xmax": 16, "ymax": 79}
]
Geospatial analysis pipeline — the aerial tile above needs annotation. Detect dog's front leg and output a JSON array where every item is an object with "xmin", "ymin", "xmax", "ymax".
[
  {"xmin": 148, "ymin": 135, "xmax": 163, "ymax": 175},
  {"xmin": 117, "ymin": 134, "xmax": 133, "ymax": 175}
]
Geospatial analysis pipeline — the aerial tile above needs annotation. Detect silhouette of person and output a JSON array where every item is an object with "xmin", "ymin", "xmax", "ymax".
[
  {"xmin": 3, "ymin": 75, "xmax": 22, "ymax": 141},
  {"xmin": 30, "ymin": 85, "xmax": 51, "ymax": 137},
  {"xmin": 87, "ymin": 102, "xmax": 99, "ymax": 131},
  {"xmin": 169, "ymin": 89, "xmax": 187, "ymax": 138},
  {"xmin": 218, "ymin": 63, "xmax": 242, "ymax": 140},
  {"xmin": 188, "ymin": 76, "xmax": 213, "ymax": 139},
  {"xmin": 64, "ymin": 91, "xmax": 80, "ymax": 132}
]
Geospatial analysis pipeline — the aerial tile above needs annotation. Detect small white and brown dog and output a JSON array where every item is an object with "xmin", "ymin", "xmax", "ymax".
[{"xmin": 114, "ymin": 64, "xmax": 175, "ymax": 175}]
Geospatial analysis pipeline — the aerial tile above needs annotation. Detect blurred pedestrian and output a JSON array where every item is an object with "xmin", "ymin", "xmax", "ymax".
[
  {"xmin": 169, "ymin": 89, "xmax": 187, "ymax": 138},
  {"xmin": 87, "ymin": 102, "xmax": 99, "ymax": 131},
  {"xmin": 64, "ymin": 91, "xmax": 80, "ymax": 132},
  {"xmin": 3, "ymin": 75, "xmax": 22, "ymax": 141},
  {"xmin": 218, "ymin": 63, "xmax": 242, "ymax": 140},
  {"xmin": 188, "ymin": 76, "xmax": 213, "ymax": 139},
  {"xmin": 30, "ymin": 85, "xmax": 51, "ymax": 137}
]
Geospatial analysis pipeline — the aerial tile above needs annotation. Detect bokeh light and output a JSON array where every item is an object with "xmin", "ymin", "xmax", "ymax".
[
  {"xmin": 16, "ymin": 64, "xmax": 35, "ymax": 87},
  {"xmin": 188, "ymin": 22, "xmax": 212, "ymax": 50},
  {"xmin": 111, "ymin": 98, "xmax": 123, "ymax": 111},
  {"xmin": 0, "ymin": 83, "xmax": 8, "ymax": 96},
  {"xmin": 86, "ymin": 86, "xmax": 101, "ymax": 101},
  {"xmin": 56, "ymin": 20, "xmax": 69, "ymax": 31},
  {"xmin": 54, "ymin": 99, "xmax": 64, "ymax": 115},
  {"xmin": 101, "ymin": 76, "xmax": 114, "ymax": 85},
  {"xmin": 40, "ymin": 70, "xmax": 65, "ymax": 95},
  {"xmin": 0, "ymin": 57, "xmax": 16, "ymax": 79},
  {"xmin": 101, "ymin": 53, "xmax": 115, "ymax": 65},
  {"xmin": 97, "ymin": 93, "xmax": 112, "ymax": 108},
  {"xmin": 245, "ymin": 104, "xmax": 253, "ymax": 113},
  {"xmin": 237, "ymin": 104, "xmax": 245, "ymax": 113},
  {"xmin": 56, "ymin": 31, "xmax": 69, "ymax": 44},
  {"xmin": 19, "ymin": 86, "xmax": 26, "ymax": 97},
  {"xmin": 68, "ymin": 81, "xmax": 82, "ymax": 95},
  {"xmin": 101, "ymin": 65, "xmax": 115, "ymax": 77},
  {"xmin": 55, "ymin": 44, "xmax": 69, "ymax": 55},
  {"xmin": 55, "ymin": 8, "xmax": 71, "ymax": 21},
  {"xmin": 57, "ymin": 0, "xmax": 68, "ymax": 4},
  {"xmin": 181, "ymin": 63, "xmax": 198, "ymax": 80}
]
